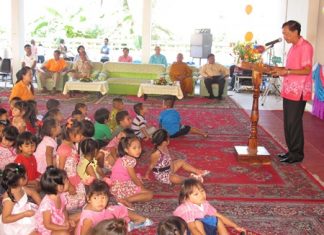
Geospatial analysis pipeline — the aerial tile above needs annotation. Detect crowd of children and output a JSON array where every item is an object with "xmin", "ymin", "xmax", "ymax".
[{"xmin": 0, "ymin": 95, "xmax": 246, "ymax": 235}]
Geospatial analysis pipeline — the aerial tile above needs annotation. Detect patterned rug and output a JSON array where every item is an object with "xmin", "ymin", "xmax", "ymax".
[{"xmin": 0, "ymin": 90, "xmax": 323, "ymax": 235}]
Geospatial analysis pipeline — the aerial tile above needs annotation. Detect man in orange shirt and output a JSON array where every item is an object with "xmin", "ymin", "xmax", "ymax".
[{"xmin": 39, "ymin": 50, "xmax": 68, "ymax": 93}]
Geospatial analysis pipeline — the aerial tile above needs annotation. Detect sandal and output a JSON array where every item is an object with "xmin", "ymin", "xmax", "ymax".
[{"xmin": 190, "ymin": 173, "xmax": 204, "ymax": 183}]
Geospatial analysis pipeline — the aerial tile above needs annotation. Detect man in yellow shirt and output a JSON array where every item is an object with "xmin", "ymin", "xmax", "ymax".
[
  {"xmin": 200, "ymin": 53, "xmax": 229, "ymax": 100},
  {"xmin": 39, "ymin": 50, "xmax": 68, "ymax": 93}
]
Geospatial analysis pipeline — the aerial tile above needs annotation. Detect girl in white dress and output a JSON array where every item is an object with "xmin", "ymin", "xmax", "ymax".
[{"xmin": 0, "ymin": 163, "xmax": 41, "ymax": 235}]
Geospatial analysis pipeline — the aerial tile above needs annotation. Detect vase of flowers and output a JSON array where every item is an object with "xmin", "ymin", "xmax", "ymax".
[{"xmin": 233, "ymin": 41, "xmax": 265, "ymax": 64}]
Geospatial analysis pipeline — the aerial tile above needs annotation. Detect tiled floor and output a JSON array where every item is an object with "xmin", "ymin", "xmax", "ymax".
[{"xmin": 229, "ymin": 90, "xmax": 324, "ymax": 186}]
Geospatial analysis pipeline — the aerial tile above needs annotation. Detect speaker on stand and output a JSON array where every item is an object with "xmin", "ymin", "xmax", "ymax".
[{"xmin": 190, "ymin": 29, "xmax": 213, "ymax": 67}]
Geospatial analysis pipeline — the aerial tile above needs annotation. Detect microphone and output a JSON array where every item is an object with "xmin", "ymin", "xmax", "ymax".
[{"xmin": 265, "ymin": 38, "xmax": 282, "ymax": 47}]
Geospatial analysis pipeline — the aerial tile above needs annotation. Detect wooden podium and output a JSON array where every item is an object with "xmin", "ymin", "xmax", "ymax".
[{"xmin": 234, "ymin": 61, "xmax": 272, "ymax": 164}]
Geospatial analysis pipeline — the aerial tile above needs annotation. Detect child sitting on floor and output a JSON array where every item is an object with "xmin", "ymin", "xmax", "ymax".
[
  {"xmin": 131, "ymin": 102, "xmax": 156, "ymax": 140},
  {"xmin": 46, "ymin": 98, "xmax": 61, "ymax": 111},
  {"xmin": 111, "ymin": 111, "xmax": 132, "ymax": 138},
  {"xmin": 159, "ymin": 98, "xmax": 208, "ymax": 138},
  {"xmin": 0, "ymin": 163, "xmax": 41, "ymax": 235},
  {"xmin": 11, "ymin": 101, "xmax": 28, "ymax": 133},
  {"xmin": 75, "ymin": 180, "xmax": 152, "ymax": 235},
  {"xmin": 144, "ymin": 129, "xmax": 209, "ymax": 184},
  {"xmin": 173, "ymin": 178, "xmax": 245, "ymax": 235},
  {"xmin": 108, "ymin": 98, "xmax": 125, "ymax": 132},
  {"xmin": 94, "ymin": 108, "xmax": 112, "ymax": 148},
  {"xmin": 14, "ymin": 131, "xmax": 40, "ymax": 190},
  {"xmin": 0, "ymin": 126, "xmax": 19, "ymax": 170},
  {"xmin": 75, "ymin": 103, "xmax": 91, "ymax": 121},
  {"xmin": 77, "ymin": 138, "xmax": 104, "ymax": 184},
  {"xmin": 92, "ymin": 219, "xmax": 128, "ymax": 235},
  {"xmin": 110, "ymin": 136, "xmax": 153, "ymax": 208}
]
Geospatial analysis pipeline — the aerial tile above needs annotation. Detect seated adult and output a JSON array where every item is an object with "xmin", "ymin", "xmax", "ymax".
[
  {"xmin": 73, "ymin": 45, "xmax": 86, "ymax": 62},
  {"xmin": 70, "ymin": 51, "xmax": 93, "ymax": 80},
  {"xmin": 169, "ymin": 53, "xmax": 193, "ymax": 96},
  {"xmin": 200, "ymin": 53, "xmax": 229, "ymax": 100},
  {"xmin": 9, "ymin": 66, "xmax": 34, "ymax": 101},
  {"xmin": 149, "ymin": 46, "xmax": 167, "ymax": 67},
  {"xmin": 21, "ymin": 44, "xmax": 36, "ymax": 73},
  {"xmin": 38, "ymin": 50, "xmax": 68, "ymax": 93},
  {"xmin": 118, "ymin": 47, "xmax": 132, "ymax": 63}
]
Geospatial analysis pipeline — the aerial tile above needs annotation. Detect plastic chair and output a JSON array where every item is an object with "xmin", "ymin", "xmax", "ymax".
[{"xmin": 0, "ymin": 58, "xmax": 12, "ymax": 87}]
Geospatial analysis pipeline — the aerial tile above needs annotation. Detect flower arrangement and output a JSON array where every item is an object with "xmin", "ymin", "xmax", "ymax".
[{"xmin": 233, "ymin": 42, "xmax": 265, "ymax": 64}]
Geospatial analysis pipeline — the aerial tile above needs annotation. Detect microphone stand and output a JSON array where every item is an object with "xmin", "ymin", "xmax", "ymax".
[{"xmin": 261, "ymin": 45, "xmax": 281, "ymax": 106}]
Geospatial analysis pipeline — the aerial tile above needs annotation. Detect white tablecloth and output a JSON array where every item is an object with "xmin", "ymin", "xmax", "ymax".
[
  {"xmin": 63, "ymin": 80, "xmax": 109, "ymax": 95},
  {"xmin": 137, "ymin": 83, "xmax": 183, "ymax": 99}
]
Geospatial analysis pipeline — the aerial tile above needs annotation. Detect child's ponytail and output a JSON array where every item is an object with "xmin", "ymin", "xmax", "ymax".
[
  {"xmin": 1, "ymin": 163, "xmax": 26, "ymax": 202},
  {"xmin": 117, "ymin": 136, "xmax": 140, "ymax": 157}
]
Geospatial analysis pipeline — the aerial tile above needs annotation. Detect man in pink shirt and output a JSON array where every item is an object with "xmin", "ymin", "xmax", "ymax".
[
  {"xmin": 272, "ymin": 20, "xmax": 313, "ymax": 164},
  {"xmin": 118, "ymin": 47, "xmax": 133, "ymax": 63}
]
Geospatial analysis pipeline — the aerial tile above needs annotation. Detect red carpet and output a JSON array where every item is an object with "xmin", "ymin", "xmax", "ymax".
[{"xmin": 0, "ymin": 91, "xmax": 323, "ymax": 235}]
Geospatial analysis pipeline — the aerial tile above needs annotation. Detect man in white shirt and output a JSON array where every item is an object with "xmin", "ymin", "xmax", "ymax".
[
  {"xmin": 21, "ymin": 44, "xmax": 37, "ymax": 71},
  {"xmin": 200, "ymin": 53, "xmax": 229, "ymax": 100}
]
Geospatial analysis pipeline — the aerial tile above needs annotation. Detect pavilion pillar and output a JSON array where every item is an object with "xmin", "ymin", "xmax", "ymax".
[
  {"xmin": 141, "ymin": 0, "xmax": 152, "ymax": 63},
  {"xmin": 11, "ymin": 0, "xmax": 25, "ymax": 83}
]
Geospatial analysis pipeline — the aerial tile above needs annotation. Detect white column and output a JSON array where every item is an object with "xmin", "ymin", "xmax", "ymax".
[
  {"xmin": 11, "ymin": 0, "xmax": 25, "ymax": 83},
  {"xmin": 141, "ymin": 0, "xmax": 152, "ymax": 63}
]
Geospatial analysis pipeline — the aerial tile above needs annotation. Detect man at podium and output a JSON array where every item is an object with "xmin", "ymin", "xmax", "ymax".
[
  {"xmin": 272, "ymin": 20, "xmax": 313, "ymax": 164},
  {"xmin": 200, "ymin": 53, "xmax": 229, "ymax": 100}
]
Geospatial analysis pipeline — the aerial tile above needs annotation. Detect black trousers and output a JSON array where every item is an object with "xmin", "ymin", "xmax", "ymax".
[
  {"xmin": 283, "ymin": 97, "xmax": 306, "ymax": 161},
  {"xmin": 204, "ymin": 75, "xmax": 225, "ymax": 97}
]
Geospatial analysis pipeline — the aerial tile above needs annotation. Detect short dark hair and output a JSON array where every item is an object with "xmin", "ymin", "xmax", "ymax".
[
  {"xmin": 10, "ymin": 97, "xmax": 22, "ymax": 104},
  {"xmin": 72, "ymin": 109, "xmax": 82, "ymax": 117},
  {"xmin": 16, "ymin": 131, "xmax": 37, "ymax": 153},
  {"xmin": 133, "ymin": 103, "xmax": 143, "ymax": 115},
  {"xmin": 13, "ymin": 100, "xmax": 29, "ymax": 114},
  {"xmin": 43, "ymin": 108, "xmax": 61, "ymax": 121},
  {"xmin": 94, "ymin": 108, "xmax": 110, "ymax": 124},
  {"xmin": 75, "ymin": 103, "xmax": 86, "ymax": 111},
  {"xmin": 40, "ymin": 166, "xmax": 67, "ymax": 195},
  {"xmin": 0, "ymin": 108, "xmax": 7, "ymax": 116},
  {"xmin": 87, "ymin": 180, "xmax": 110, "ymax": 206},
  {"xmin": 24, "ymin": 44, "xmax": 31, "ymax": 49},
  {"xmin": 112, "ymin": 98, "xmax": 123, "ymax": 105},
  {"xmin": 157, "ymin": 216, "xmax": 188, "ymax": 235},
  {"xmin": 46, "ymin": 99, "xmax": 60, "ymax": 110},
  {"xmin": 40, "ymin": 118, "xmax": 58, "ymax": 137},
  {"xmin": 207, "ymin": 53, "xmax": 215, "ymax": 59},
  {"xmin": 123, "ymin": 47, "xmax": 129, "ymax": 52},
  {"xmin": 115, "ymin": 111, "xmax": 129, "ymax": 125},
  {"xmin": 82, "ymin": 120, "xmax": 95, "ymax": 138},
  {"xmin": 282, "ymin": 20, "xmax": 301, "ymax": 35},
  {"xmin": 92, "ymin": 219, "xmax": 127, "ymax": 235},
  {"xmin": 163, "ymin": 98, "xmax": 175, "ymax": 108},
  {"xmin": 54, "ymin": 49, "xmax": 61, "ymax": 55},
  {"xmin": 2, "ymin": 126, "xmax": 19, "ymax": 142}
]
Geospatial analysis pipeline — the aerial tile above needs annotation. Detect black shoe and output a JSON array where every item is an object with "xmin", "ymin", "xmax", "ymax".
[
  {"xmin": 206, "ymin": 95, "xmax": 215, "ymax": 99},
  {"xmin": 277, "ymin": 153, "xmax": 289, "ymax": 159},
  {"xmin": 287, "ymin": 158, "xmax": 303, "ymax": 164},
  {"xmin": 279, "ymin": 157, "xmax": 291, "ymax": 163}
]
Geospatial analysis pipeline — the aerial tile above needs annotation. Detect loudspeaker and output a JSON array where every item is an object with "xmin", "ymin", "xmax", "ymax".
[{"xmin": 190, "ymin": 29, "xmax": 212, "ymax": 58}]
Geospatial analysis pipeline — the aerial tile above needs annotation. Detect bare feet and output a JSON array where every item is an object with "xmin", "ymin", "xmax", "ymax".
[{"xmin": 117, "ymin": 198, "xmax": 135, "ymax": 211}]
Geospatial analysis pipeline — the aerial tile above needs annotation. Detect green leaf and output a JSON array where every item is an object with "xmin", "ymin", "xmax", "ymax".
[{"xmin": 80, "ymin": 16, "xmax": 86, "ymax": 22}]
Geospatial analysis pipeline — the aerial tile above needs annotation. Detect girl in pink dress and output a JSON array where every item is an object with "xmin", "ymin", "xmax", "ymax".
[
  {"xmin": 144, "ymin": 129, "xmax": 209, "ymax": 184},
  {"xmin": 0, "ymin": 163, "xmax": 41, "ymax": 235},
  {"xmin": 173, "ymin": 178, "xmax": 245, "ymax": 235},
  {"xmin": 34, "ymin": 118, "xmax": 61, "ymax": 174},
  {"xmin": 57, "ymin": 119, "xmax": 86, "ymax": 211},
  {"xmin": 110, "ymin": 136, "xmax": 153, "ymax": 208},
  {"xmin": 76, "ymin": 180, "xmax": 152, "ymax": 235},
  {"xmin": 0, "ymin": 126, "xmax": 19, "ymax": 170},
  {"xmin": 35, "ymin": 167, "xmax": 75, "ymax": 235}
]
